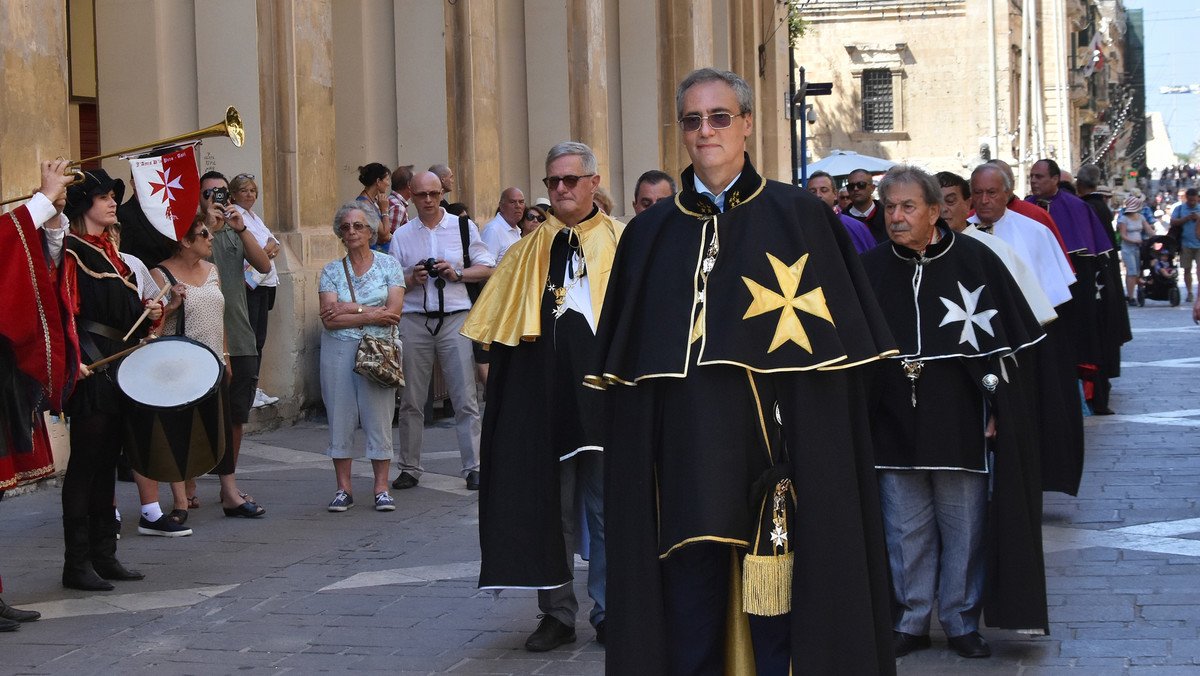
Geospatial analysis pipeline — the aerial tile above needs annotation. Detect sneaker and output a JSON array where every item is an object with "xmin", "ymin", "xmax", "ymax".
[
  {"xmin": 137, "ymin": 514, "xmax": 193, "ymax": 537},
  {"xmin": 252, "ymin": 390, "xmax": 265, "ymax": 408},
  {"xmin": 328, "ymin": 490, "xmax": 353, "ymax": 512},
  {"xmin": 374, "ymin": 492, "xmax": 396, "ymax": 512},
  {"xmin": 255, "ymin": 388, "xmax": 279, "ymax": 406}
]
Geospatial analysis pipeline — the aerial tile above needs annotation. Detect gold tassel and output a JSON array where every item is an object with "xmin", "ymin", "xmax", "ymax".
[{"xmin": 742, "ymin": 479, "xmax": 793, "ymax": 616}]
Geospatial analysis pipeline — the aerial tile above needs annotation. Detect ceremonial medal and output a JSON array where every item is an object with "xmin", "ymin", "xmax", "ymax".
[{"xmin": 901, "ymin": 359, "xmax": 924, "ymax": 408}]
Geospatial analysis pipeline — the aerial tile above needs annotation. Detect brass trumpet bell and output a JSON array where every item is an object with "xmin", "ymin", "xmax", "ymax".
[{"xmin": 2, "ymin": 106, "xmax": 245, "ymax": 206}]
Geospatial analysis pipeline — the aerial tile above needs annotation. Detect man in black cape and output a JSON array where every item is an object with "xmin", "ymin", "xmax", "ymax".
[
  {"xmin": 861, "ymin": 166, "xmax": 1048, "ymax": 659},
  {"xmin": 586, "ymin": 68, "xmax": 897, "ymax": 675},
  {"xmin": 463, "ymin": 142, "xmax": 624, "ymax": 651}
]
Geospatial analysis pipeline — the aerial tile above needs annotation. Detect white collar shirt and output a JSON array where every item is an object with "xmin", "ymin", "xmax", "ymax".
[
  {"xmin": 389, "ymin": 208, "xmax": 496, "ymax": 314},
  {"xmin": 480, "ymin": 213, "xmax": 522, "ymax": 263},
  {"xmin": 693, "ymin": 173, "xmax": 741, "ymax": 213},
  {"xmin": 849, "ymin": 201, "xmax": 876, "ymax": 219}
]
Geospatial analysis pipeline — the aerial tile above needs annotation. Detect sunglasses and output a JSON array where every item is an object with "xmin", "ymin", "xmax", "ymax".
[
  {"xmin": 338, "ymin": 222, "xmax": 369, "ymax": 234},
  {"xmin": 678, "ymin": 112, "xmax": 744, "ymax": 132},
  {"xmin": 542, "ymin": 174, "xmax": 595, "ymax": 190},
  {"xmin": 192, "ymin": 227, "xmax": 213, "ymax": 240},
  {"xmin": 846, "ymin": 181, "xmax": 872, "ymax": 191},
  {"xmin": 412, "ymin": 190, "xmax": 443, "ymax": 200},
  {"xmin": 234, "ymin": 173, "xmax": 255, "ymax": 180},
  {"xmin": 524, "ymin": 213, "xmax": 546, "ymax": 222}
]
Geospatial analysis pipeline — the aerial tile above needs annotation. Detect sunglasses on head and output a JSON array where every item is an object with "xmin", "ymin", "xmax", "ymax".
[
  {"xmin": 677, "ymin": 112, "xmax": 744, "ymax": 133},
  {"xmin": 542, "ymin": 174, "xmax": 595, "ymax": 190},
  {"xmin": 234, "ymin": 173, "xmax": 255, "ymax": 180},
  {"xmin": 846, "ymin": 181, "xmax": 872, "ymax": 191}
]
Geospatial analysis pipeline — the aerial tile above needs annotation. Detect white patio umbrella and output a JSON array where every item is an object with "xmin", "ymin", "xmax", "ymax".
[{"xmin": 804, "ymin": 150, "xmax": 896, "ymax": 178}]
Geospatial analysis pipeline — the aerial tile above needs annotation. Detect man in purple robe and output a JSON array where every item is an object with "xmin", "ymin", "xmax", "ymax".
[{"xmin": 807, "ymin": 171, "xmax": 875, "ymax": 253}]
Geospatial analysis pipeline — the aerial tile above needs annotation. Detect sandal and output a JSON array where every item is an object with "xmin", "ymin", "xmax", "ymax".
[
  {"xmin": 187, "ymin": 496, "xmax": 200, "ymax": 509},
  {"xmin": 238, "ymin": 492, "xmax": 256, "ymax": 504},
  {"xmin": 222, "ymin": 501, "xmax": 266, "ymax": 518},
  {"xmin": 169, "ymin": 509, "xmax": 189, "ymax": 526}
]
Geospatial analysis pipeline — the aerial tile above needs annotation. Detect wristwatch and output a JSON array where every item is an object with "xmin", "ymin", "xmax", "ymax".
[{"xmin": 454, "ymin": 268, "xmax": 463, "ymax": 281}]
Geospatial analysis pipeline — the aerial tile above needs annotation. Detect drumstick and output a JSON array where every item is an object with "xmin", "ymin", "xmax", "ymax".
[
  {"xmin": 121, "ymin": 284, "xmax": 172, "ymax": 342},
  {"xmin": 86, "ymin": 339, "xmax": 153, "ymax": 372}
]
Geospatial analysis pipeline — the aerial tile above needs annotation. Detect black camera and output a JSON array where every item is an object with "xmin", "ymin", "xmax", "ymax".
[
  {"xmin": 209, "ymin": 186, "xmax": 229, "ymax": 207},
  {"xmin": 419, "ymin": 258, "xmax": 438, "ymax": 274}
]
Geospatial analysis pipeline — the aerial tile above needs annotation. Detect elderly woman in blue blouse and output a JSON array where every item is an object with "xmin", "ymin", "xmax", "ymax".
[{"xmin": 318, "ymin": 202, "xmax": 405, "ymax": 512}]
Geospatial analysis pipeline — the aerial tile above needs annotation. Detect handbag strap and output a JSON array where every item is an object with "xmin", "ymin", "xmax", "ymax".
[
  {"xmin": 341, "ymin": 256, "xmax": 358, "ymax": 304},
  {"xmin": 155, "ymin": 264, "xmax": 184, "ymax": 336}
]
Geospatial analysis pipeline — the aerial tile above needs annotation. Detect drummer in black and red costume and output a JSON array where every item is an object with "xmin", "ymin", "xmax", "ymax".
[
  {"xmin": 0, "ymin": 159, "xmax": 79, "ymax": 628},
  {"xmin": 56, "ymin": 169, "xmax": 163, "ymax": 591}
]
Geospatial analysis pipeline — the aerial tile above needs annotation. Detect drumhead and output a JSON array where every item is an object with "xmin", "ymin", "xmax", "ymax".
[{"xmin": 115, "ymin": 337, "xmax": 223, "ymax": 408}]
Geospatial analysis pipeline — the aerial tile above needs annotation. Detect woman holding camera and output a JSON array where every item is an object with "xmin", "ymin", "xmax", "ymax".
[{"xmin": 318, "ymin": 202, "xmax": 405, "ymax": 512}]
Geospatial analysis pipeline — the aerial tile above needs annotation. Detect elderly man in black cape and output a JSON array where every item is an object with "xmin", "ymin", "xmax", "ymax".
[
  {"xmin": 586, "ymin": 68, "xmax": 897, "ymax": 675},
  {"xmin": 861, "ymin": 166, "xmax": 1049, "ymax": 660}
]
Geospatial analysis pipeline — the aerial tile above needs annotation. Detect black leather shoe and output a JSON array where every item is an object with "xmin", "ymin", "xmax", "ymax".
[
  {"xmin": 947, "ymin": 631, "xmax": 991, "ymax": 658},
  {"xmin": 465, "ymin": 471, "xmax": 480, "ymax": 491},
  {"xmin": 0, "ymin": 598, "xmax": 40, "ymax": 623},
  {"xmin": 0, "ymin": 617, "xmax": 19, "ymax": 632},
  {"xmin": 93, "ymin": 561, "xmax": 145, "ymax": 581},
  {"xmin": 62, "ymin": 567, "xmax": 114, "ymax": 592},
  {"xmin": 391, "ymin": 472, "xmax": 419, "ymax": 490},
  {"xmin": 893, "ymin": 631, "xmax": 931, "ymax": 657},
  {"xmin": 594, "ymin": 619, "xmax": 606, "ymax": 645},
  {"xmin": 524, "ymin": 615, "xmax": 576, "ymax": 652}
]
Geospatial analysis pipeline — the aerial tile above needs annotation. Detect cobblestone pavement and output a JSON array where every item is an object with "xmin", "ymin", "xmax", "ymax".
[{"xmin": 2, "ymin": 299, "xmax": 1200, "ymax": 674}]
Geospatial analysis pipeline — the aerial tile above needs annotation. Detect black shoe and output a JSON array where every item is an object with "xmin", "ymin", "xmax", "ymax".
[
  {"xmin": 524, "ymin": 615, "xmax": 576, "ymax": 652},
  {"xmin": 465, "ymin": 471, "xmax": 480, "ymax": 491},
  {"xmin": 0, "ymin": 598, "xmax": 40, "ymax": 623},
  {"xmin": 594, "ymin": 620, "xmax": 606, "ymax": 645},
  {"xmin": 1092, "ymin": 407, "xmax": 1116, "ymax": 415},
  {"xmin": 0, "ymin": 617, "xmax": 19, "ymax": 632},
  {"xmin": 947, "ymin": 631, "xmax": 991, "ymax": 658},
  {"xmin": 893, "ymin": 631, "xmax": 931, "ymax": 657},
  {"xmin": 62, "ymin": 566, "xmax": 114, "ymax": 592},
  {"xmin": 391, "ymin": 472, "xmax": 419, "ymax": 490},
  {"xmin": 93, "ymin": 560, "xmax": 145, "ymax": 581}
]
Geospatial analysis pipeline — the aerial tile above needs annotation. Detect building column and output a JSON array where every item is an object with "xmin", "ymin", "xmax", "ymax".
[
  {"xmin": 445, "ymin": 0, "xmax": 501, "ymax": 218},
  {"xmin": 0, "ymin": 3, "xmax": 70, "ymax": 198},
  {"xmin": 255, "ymin": 0, "xmax": 339, "ymax": 406}
]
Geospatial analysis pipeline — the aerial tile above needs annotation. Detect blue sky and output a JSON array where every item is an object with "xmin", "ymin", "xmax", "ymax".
[{"xmin": 1124, "ymin": 0, "xmax": 1200, "ymax": 156}]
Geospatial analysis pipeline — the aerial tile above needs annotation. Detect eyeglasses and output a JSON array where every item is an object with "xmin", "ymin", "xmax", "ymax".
[
  {"xmin": 412, "ymin": 190, "xmax": 443, "ymax": 200},
  {"xmin": 193, "ymin": 227, "xmax": 213, "ymax": 239},
  {"xmin": 846, "ymin": 181, "xmax": 872, "ymax": 191},
  {"xmin": 524, "ymin": 213, "xmax": 545, "ymax": 222},
  {"xmin": 338, "ymin": 222, "xmax": 369, "ymax": 234},
  {"xmin": 542, "ymin": 174, "xmax": 595, "ymax": 190},
  {"xmin": 678, "ymin": 112, "xmax": 745, "ymax": 132}
]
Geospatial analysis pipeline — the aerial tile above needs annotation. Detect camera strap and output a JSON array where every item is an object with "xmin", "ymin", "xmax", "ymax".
[{"xmin": 422, "ymin": 266, "xmax": 446, "ymax": 336}]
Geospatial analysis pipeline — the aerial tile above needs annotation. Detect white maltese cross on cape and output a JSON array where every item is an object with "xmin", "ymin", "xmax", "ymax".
[{"xmin": 939, "ymin": 282, "xmax": 998, "ymax": 350}]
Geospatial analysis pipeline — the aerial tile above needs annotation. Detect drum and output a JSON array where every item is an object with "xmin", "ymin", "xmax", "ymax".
[{"xmin": 114, "ymin": 336, "xmax": 227, "ymax": 482}]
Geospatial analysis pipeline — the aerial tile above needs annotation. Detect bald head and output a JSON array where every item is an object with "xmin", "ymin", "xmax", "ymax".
[
  {"xmin": 411, "ymin": 171, "xmax": 446, "ymax": 223},
  {"xmin": 429, "ymin": 163, "xmax": 455, "ymax": 193},
  {"xmin": 498, "ymin": 187, "xmax": 525, "ymax": 226}
]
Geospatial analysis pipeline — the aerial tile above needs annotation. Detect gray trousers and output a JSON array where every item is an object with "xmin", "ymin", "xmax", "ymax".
[
  {"xmin": 538, "ymin": 451, "xmax": 606, "ymax": 629},
  {"xmin": 396, "ymin": 312, "xmax": 480, "ymax": 478}
]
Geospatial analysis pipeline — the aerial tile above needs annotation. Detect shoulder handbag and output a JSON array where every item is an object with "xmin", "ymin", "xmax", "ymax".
[
  {"xmin": 458, "ymin": 214, "xmax": 484, "ymax": 303},
  {"xmin": 342, "ymin": 257, "xmax": 405, "ymax": 388}
]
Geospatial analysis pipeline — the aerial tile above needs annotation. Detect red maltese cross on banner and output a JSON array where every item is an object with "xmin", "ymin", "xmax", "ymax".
[{"xmin": 129, "ymin": 145, "xmax": 201, "ymax": 241}]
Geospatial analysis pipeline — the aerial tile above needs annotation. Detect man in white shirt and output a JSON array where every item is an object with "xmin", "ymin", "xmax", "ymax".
[
  {"xmin": 480, "ymin": 187, "xmax": 526, "ymax": 263},
  {"xmin": 388, "ymin": 171, "xmax": 495, "ymax": 491}
]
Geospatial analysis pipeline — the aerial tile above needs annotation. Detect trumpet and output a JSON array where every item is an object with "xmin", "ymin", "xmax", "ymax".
[{"xmin": 0, "ymin": 106, "xmax": 244, "ymax": 207}]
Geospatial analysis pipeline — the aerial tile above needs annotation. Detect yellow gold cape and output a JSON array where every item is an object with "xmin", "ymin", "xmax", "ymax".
[{"xmin": 461, "ymin": 210, "xmax": 624, "ymax": 347}]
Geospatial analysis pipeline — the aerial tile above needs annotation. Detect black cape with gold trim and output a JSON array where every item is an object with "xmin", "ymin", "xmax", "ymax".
[
  {"xmin": 862, "ymin": 225, "xmax": 1049, "ymax": 633},
  {"xmin": 590, "ymin": 158, "xmax": 898, "ymax": 675},
  {"xmin": 464, "ymin": 209, "xmax": 622, "ymax": 592}
]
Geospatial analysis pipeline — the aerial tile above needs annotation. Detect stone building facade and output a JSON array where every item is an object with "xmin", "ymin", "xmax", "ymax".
[
  {"xmin": 792, "ymin": 0, "xmax": 1129, "ymax": 191},
  {"xmin": 1, "ymin": 0, "xmax": 792, "ymax": 426}
]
